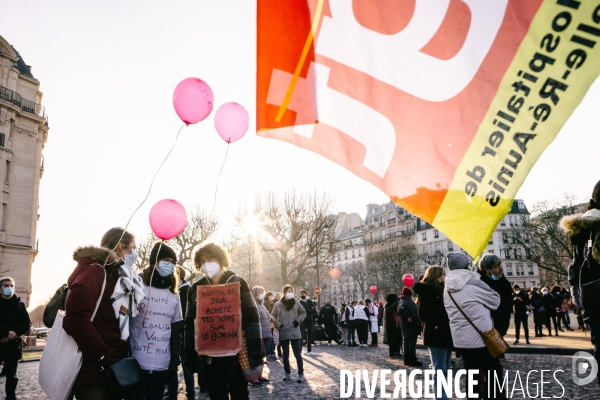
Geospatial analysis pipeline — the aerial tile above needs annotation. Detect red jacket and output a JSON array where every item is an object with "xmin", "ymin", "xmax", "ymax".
[{"xmin": 62, "ymin": 246, "xmax": 128, "ymax": 390}]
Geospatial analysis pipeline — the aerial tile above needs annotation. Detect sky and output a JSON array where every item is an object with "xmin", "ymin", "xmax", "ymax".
[{"xmin": 2, "ymin": 1, "xmax": 599, "ymax": 308}]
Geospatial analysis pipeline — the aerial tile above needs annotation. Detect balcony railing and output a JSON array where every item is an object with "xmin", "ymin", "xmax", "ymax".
[{"xmin": 0, "ymin": 86, "xmax": 48, "ymax": 125}]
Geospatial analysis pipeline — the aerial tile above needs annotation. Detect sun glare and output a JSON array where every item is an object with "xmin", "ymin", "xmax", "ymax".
[{"xmin": 242, "ymin": 215, "xmax": 262, "ymax": 237}]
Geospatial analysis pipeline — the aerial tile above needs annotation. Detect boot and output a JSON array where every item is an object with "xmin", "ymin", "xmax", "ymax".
[
  {"xmin": 411, "ymin": 356, "xmax": 423, "ymax": 367},
  {"xmin": 404, "ymin": 355, "xmax": 414, "ymax": 366}
]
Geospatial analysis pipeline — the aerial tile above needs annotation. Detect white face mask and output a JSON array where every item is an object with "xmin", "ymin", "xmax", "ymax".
[
  {"xmin": 124, "ymin": 248, "xmax": 137, "ymax": 268},
  {"xmin": 285, "ymin": 292, "xmax": 294, "ymax": 300},
  {"xmin": 269, "ymin": 296, "xmax": 274, "ymax": 301},
  {"xmin": 157, "ymin": 261, "xmax": 174, "ymax": 277},
  {"xmin": 258, "ymin": 294, "xmax": 265, "ymax": 301},
  {"xmin": 202, "ymin": 261, "xmax": 221, "ymax": 279}
]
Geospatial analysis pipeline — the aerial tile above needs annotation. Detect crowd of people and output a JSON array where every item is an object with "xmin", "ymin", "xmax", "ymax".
[{"xmin": 0, "ymin": 181, "xmax": 598, "ymax": 399}]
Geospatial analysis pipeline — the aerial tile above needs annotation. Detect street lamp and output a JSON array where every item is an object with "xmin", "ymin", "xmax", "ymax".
[{"xmin": 315, "ymin": 222, "xmax": 330, "ymax": 310}]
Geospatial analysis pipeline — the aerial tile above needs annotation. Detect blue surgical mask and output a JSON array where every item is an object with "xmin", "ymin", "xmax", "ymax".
[
  {"xmin": 157, "ymin": 261, "xmax": 174, "ymax": 277},
  {"xmin": 490, "ymin": 274, "xmax": 500, "ymax": 281},
  {"xmin": 3, "ymin": 286, "xmax": 15, "ymax": 297}
]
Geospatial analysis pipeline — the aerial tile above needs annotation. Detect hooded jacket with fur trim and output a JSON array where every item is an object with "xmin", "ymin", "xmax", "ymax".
[{"xmin": 62, "ymin": 245, "xmax": 128, "ymax": 390}]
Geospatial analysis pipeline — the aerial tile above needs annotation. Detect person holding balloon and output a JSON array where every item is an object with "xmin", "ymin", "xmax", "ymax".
[
  {"xmin": 129, "ymin": 242, "xmax": 182, "ymax": 400},
  {"xmin": 184, "ymin": 243, "xmax": 263, "ymax": 399}
]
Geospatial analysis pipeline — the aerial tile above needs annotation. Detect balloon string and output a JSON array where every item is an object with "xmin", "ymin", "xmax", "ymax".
[
  {"xmin": 103, "ymin": 124, "xmax": 186, "ymax": 267},
  {"xmin": 211, "ymin": 142, "xmax": 230, "ymax": 215}
]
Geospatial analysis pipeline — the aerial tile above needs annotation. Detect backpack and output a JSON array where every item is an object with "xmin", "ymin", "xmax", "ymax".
[{"xmin": 43, "ymin": 284, "xmax": 69, "ymax": 328}]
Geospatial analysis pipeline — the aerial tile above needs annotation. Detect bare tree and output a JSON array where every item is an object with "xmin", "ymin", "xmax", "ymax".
[
  {"xmin": 508, "ymin": 195, "xmax": 584, "ymax": 285},
  {"xmin": 236, "ymin": 189, "xmax": 337, "ymax": 287},
  {"xmin": 346, "ymin": 260, "xmax": 368, "ymax": 300},
  {"xmin": 135, "ymin": 206, "xmax": 219, "ymax": 281},
  {"xmin": 367, "ymin": 245, "xmax": 421, "ymax": 296}
]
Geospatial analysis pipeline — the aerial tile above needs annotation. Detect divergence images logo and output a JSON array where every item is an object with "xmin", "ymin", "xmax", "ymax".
[{"xmin": 572, "ymin": 351, "xmax": 598, "ymax": 386}]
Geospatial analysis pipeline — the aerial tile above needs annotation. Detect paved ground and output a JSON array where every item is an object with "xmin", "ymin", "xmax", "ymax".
[{"xmin": 4, "ymin": 340, "xmax": 599, "ymax": 399}]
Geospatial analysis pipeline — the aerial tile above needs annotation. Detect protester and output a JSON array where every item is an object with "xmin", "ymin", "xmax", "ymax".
[
  {"xmin": 318, "ymin": 300, "xmax": 338, "ymax": 346},
  {"xmin": 443, "ymin": 252, "xmax": 504, "ymax": 398},
  {"xmin": 414, "ymin": 266, "xmax": 452, "ymax": 400},
  {"xmin": 550, "ymin": 286, "xmax": 568, "ymax": 332},
  {"xmin": 339, "ymin": 304, "xmax": 347, "ymax": 345},
  {"xmin": 271, "ymin": 285, "xmax": 307, "ymax": 383},
  {"xmin": 560, "ymin": 288, "xmax": 573, "ymax": 329},
  {"xmin": 165, "ymin": 266, "xmax": 195, "ymax": 400},
  {"xmin": 299, "ymin": 290, "xmax": 317, "ymax": 354},
  {"xmin": 529, "ymin": 287, "xmax": 546, "ymax": 337},
  {"xmin": 345, "ymin": 301, "xmax": 357, "ymax": 346},
  {"xmin": 63, "ymin": 227, "xmax": 135, "ymax": 399},
  {"xmin": 353, "ymin": 299, "xmax": 370, "ymax": 346},
  {"xmin": 184, "ymin": 243, "xmax": 263, "ymax": 399},
  {"xmin": 0, "ymin": 277, "xmax": 31, "ymax": 400},
  {"xmin": 384, "ymin": 294, "xmax": 402, "ymax": 358},
  {"xmin": 252, "ymin": 286, "xmax": 273, "ymax": 384},
  {"xmin": 542, "ymin": 287, "xmax": 559, "ymax": 336},
  {"xmin": 264, "ymin": 291, "xmax": 275, "ymax": 314},
  {"xmin": 378, "ymin": 301, "xmax": 384, "ymax": 331},
  {"xmin": 397, "ymin": 288, "xmax": 422, "ymax": 366},
  {"xmin": 273, "ymin": 292, "xmax": 283, "ymax": 358},
  {"xmin": 511, "ymin": 285, "xmax": 531, "ymax": 345},
  {"xmin": 365, "ymin": 299, "xmax": 378, "ymax": 347},
  {"xmin": 130, "ymin": 242, "xmax": 182, "ymax": 400},
  {"xmin": 478, "ymin": 254, "xmax": 513, "ymax": 337}
]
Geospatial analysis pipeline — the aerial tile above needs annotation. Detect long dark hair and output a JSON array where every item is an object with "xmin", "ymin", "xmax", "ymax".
[{"xmin": 588, "ymin": 180, "xmax": 600, "ymax": 211}]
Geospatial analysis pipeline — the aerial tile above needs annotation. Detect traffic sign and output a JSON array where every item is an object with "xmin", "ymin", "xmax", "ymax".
[{"xmin": 314, "ymin": 287, "xmax": 321, "ymax": 296}]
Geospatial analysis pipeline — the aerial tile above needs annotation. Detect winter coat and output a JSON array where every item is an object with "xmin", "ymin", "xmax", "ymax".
[
  {"xmin": 344, "ymin": 306, "xmax": 356, "ymax": 322},
  {"xmin": 0, "ymin": 293, "xmax": 31, "ymax": 361},
  {"xmin": 551, "ymin": 292, "xmax": 565, "ymax": 313},
  {"xmin": 184, "ymin": 270, "xmax": 263, "ymax": 369},
  {"xmin": 513, "ymin": 291, "xmax": 531, "ymax": 315},
  {"xmin": 479, "ymin": 271, "xmax": 513, "ymax": 336},
  {"xmin": 443, "ymin": 269, "xmax": 500, "ymax": 349},
  {"xmin": 542, "ymin": 293, "xmax": 556, "ymax": 316},
  {"xmin": 397, "ymin": 296, "xmax": 420, "ymax": 338},
  {"xmin": 384, "ymin": 301, "xmax": 401, "ymax": 347},
  {"xmin": 271, "ymin": 298, "xmax": 306, "ymax": 340},
  {"xmin": 413, "ymin": 282, "xmax": 452, "ymax": 348},
  {"xmin": 353, "ymin": 305, "xmax": 369, "ymax": 321},
  {"xmin": 63, "ymin": 246, "xmax": 129, "ymax": 390},
  {"xmin": 366, "ymin": 304, "xmax": 379, "ymax": 333},
  {"xmin": 257, "ymin": 302, "xmax": 273, "ymax": 339},
  {"xmin": 179, "ymin": 280, "xmax": 190, "ymax": 318},
  {"xmin": 560, "ymin": 208, "xmax": 600, "ymax": 322},
  {"xmin": 530, "ymin": 291, "xmax": 546, "ymax": 322},
  {"xmin": 299, "ymin": 298, "xmax": 317, "ymax": 324},
  {"xmin": 319, "ymin": 304, "xmax": 338, "ymax": 325}
]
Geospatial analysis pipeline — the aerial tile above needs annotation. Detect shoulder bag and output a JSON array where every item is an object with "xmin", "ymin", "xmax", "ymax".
[
  {"xmin": 39, "ymin": 264, "xmax": 106, "ymax": 400},
  {"xmin": 447, "ymin": 291, "xmax": 509, "ymax": 358}
]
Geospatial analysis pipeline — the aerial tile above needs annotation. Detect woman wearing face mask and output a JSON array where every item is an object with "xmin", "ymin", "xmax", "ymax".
[
  {"xmin": 253, "ymin": 286, "xmax": 274, "ymax": 379},
  {"xmin": 264, "ymin": 291, "xmax": 275, "ymax": 314},
  {"xmin": 271, "ymin": 285, "xmax": 307, "ymax": 383},
  {"xmin": 63, "ymin": 227, "xmax": 137, "ymax": 399},
  {"xmin": 184, "ymin": 243, "xmax": 263, "ymax": 399},
  {"xmin": 129, "ymin": 242, "xmax": 182, "ymax": 400},
  {"xmin": 478, "ymin": 253, "xmax": 513, "ymax": 338}
]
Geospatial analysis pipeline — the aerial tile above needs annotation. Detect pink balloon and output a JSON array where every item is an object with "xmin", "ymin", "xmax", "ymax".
[
  {"xmin": 149, "ymin": 199, "xmax": 187, "ymax": 240},
  {"xmin": 402, "ymin": 274, "xmax": 415, "ymax": 287},
  {"xmin": 214, "ymin": 102, "xmax": 249, "ymax": 143},
  {"xmin": 370, "ymin": 286, "xmax": 377, "ymax": 294},
  {"xmin": 172, "ymin": 78, "xmax": 214, "ymax": 124}
]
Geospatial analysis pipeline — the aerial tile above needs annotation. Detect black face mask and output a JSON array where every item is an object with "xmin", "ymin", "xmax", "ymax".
[{"xmin": 301, "ymin": 296, "xmax": 306, "ymax": 299}]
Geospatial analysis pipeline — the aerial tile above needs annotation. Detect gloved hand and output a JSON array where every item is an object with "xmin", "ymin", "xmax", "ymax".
[
  {"xmin": 167, "ymin": 368, "xmax": 177, "ymax": 381},
  {"xmin": 293, "ymin": 321, "xmax": 299, "ymax": 328}
]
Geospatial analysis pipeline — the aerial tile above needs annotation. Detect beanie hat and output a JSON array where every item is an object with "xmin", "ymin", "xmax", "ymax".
[
  {"xmin": 149, "ymin": 242, "xmax": 177, "ymax": 267},
  {"xmin": 446, "ymin": 252, "xmax": 471, "ymax": 270},
  {"xmin": 401, "ymin": 287, "xmax": 412, "ymax": 297}
]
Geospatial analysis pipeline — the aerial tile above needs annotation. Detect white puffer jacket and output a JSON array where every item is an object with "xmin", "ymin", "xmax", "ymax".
[{"xmin": 443, "ymin": 269, "xmax": 500, "ymax": 349}]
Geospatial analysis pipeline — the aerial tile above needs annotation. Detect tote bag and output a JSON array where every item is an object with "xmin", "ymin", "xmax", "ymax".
[{"xmin": 39, "ymin": 264, "xmax": 106, "ymax": 400}]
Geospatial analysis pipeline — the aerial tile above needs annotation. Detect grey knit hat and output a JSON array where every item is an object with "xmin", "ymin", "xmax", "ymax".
[{"xmin": 446, "ymin": 252, "xmax": 471, "ymax": 270}]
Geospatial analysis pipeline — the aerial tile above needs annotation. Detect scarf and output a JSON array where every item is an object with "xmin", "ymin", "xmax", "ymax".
[
  {"xmin": 281, "ymin": 297, "xmax": 295, "ymax": 311},
  {"xmin": 110, "ymin": 264, "xmax": 146, "ymax": 340}
]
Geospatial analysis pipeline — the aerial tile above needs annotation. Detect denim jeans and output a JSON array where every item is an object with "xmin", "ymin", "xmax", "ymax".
[
  {"xmin": 281, "ymin": 339, "xmax": 304, "ymax": 375},
  {"xmin": 428, "ymin": 347, "xmax": 453, "ymax": 400},
  {"xmin": 347, "ymin": 321, "xmax": 355, "ymax": 343},
  {"xmin": 264, "ymin": 337, "xmax": 275, "ymax": 356}
]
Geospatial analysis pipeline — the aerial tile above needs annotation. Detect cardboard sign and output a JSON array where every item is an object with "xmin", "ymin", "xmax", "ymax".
[{"xmin": 195, "ymin": 282, "xmax": 242, "ymax": 356}]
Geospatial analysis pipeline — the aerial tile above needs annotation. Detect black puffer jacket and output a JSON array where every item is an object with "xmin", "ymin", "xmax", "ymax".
[
  {"xmin": 413, "ymin": 282, "xmax": 453, "ymax": 348},
  {"xmin": 0, "ymin": 294, "xmax": 31, "ymax": 361},
  {"xmin": 184, "ymin": 270, "xmax": 262, "ymax": 370},
  {"xmin": 479, "ymin": 271, "xmax": 513, "ymax": 336}
]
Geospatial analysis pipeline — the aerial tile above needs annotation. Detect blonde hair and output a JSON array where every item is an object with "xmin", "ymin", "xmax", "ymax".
[
  {"xmin": 422, "ymin": 266, "xmax": 445, "ymax": 290},
  {"xmin": 358, "ymin": 299, "xmax": 364, "ymax": 305}
]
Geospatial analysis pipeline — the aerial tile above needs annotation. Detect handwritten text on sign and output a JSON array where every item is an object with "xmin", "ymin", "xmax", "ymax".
[{"xmin": 195, "ymin": 282, "xmax": 242, "ymax": 356}]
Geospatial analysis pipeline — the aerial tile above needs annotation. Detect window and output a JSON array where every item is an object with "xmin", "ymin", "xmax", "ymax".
[
  {"xmin": 509, "ymin": 216, "xmax": 514, "ymax": 226},
  {"xmin": 370, "ymin": 233, "xmax": 373, "ymax": 242},
  {"xmin": 505, "ymin": 248, "xmax": 510, "ymax": 259},
  {"xmin": 506, "ymin": 265, "xmax": 513, "ymax": 276},
  {"xmin": 390, "ymin": 242, "xmax": 398, "ymax": 253},
  {"xmin": 489, "ymin": 250, "xmax": 494, "ymax": 254},
  {"xmin": 500, "ymin": 218, "xmax": 506, "ymax": 226},
  {"xmin": 380, "ymin": 229, "xmax": 385, "ymax": 240},
  {"xmin": 346, "ymin": 252, "xmax": 350, "ymax": 259},
  {"xmin": 4, "ymin": 161, "xmax": 9, "ymax": 183},
  {"xmin": 380, "ymin": 216, "xmax": 384, "ymax": 225},
  {"xmin": 488, "ymin": 235, "xmax": 493, "ymax": 245},
  {"xmin": 358, "ymin": 249, "xmax": 362, "ymax": 257},
  {"xmin": 422, "ymin": 232, "xmax": 427, "ymax": 241},
  {"xmin": 518, "ymin": 200, "xmax": 526, "ymax": 211},
  {"xmin": 434, "ymin": 230, "xmax": 439, "ymax": 239},
  {"xmin": 528, "ymin": 265, "xmax": 534, "ymax": 275},
  {"xmin": 390, "ymin": 226, "xmax": 396, "ymax": 237},
  {"xmin": 447, "ymin": 241, "xmax": 453, "ymax": 251},
  {"xmin": 0, "ymin": 133, "xmax": 4, "ymax": 147},
  {"xmin": 502, "ymin": 233, "xmax": 508, "ymax": 244}
]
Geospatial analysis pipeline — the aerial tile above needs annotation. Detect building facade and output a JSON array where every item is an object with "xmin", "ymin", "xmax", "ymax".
[{"xmin": 0, "ymin": 35, "xmax": 48, "ymax": 306}]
